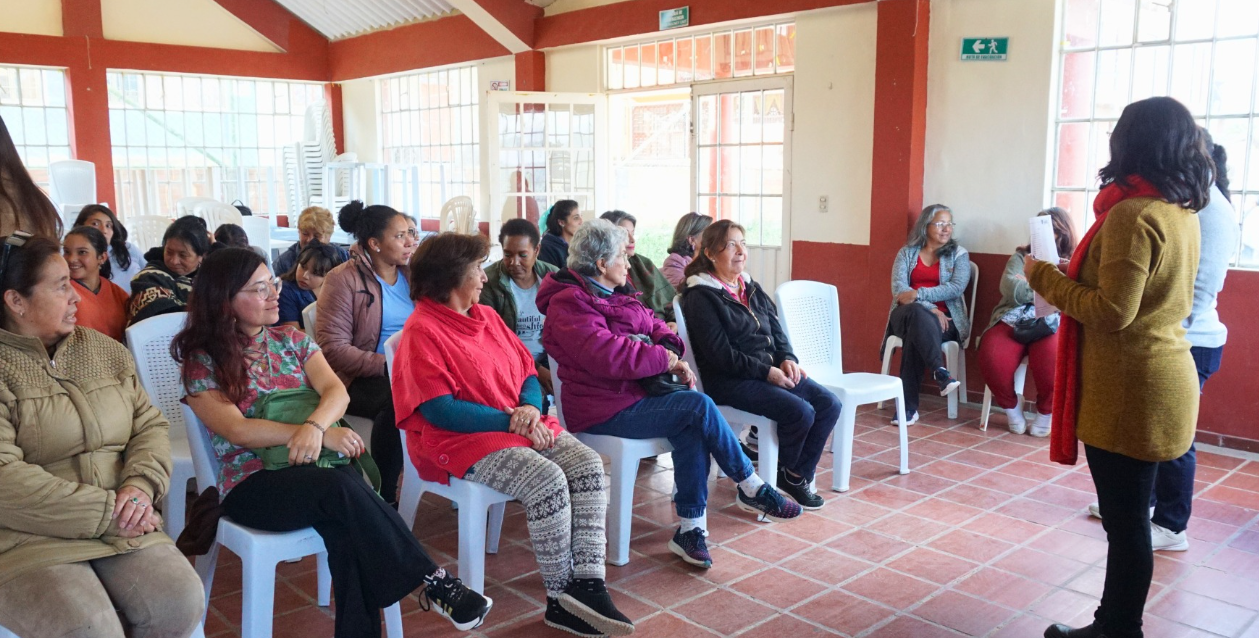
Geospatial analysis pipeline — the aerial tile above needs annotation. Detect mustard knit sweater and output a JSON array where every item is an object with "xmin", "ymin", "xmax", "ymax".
[{"xmin": 1029, "ymin": 197, "xmax": 1200, "ymax": 462}]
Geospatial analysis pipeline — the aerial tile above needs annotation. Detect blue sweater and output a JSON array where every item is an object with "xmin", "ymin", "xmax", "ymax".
[{"xmin": 1184, "ymin": 185, "xmax": 1239, "ymax": 349}]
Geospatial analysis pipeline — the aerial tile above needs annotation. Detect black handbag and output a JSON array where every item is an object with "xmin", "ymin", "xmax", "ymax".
[
  {"xmin": 1010, "ymin": 316, "xmax": 1054, "ymax": 344},
  {"xmin": 232, "ymin": 199, "xmax": 253, "ymax": 216},
  {"xmin": 638, "ymin": 371, "xmax": 689, "ymax": 396}
]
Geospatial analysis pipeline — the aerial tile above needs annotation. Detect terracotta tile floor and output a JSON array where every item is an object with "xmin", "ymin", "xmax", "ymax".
[{"xmin": 202, "ymin": 399, "xmax": 1259, "ymax": 637}]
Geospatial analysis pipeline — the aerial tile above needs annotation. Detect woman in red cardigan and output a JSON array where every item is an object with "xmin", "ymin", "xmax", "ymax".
[{"xmin": 392, "ymin": 233, "xmax": 634, "ymax": 638}]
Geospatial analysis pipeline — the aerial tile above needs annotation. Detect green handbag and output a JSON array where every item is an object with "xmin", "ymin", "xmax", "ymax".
[{"xmin": 250, "ymin": 387, "xmax": 382, "ymax": 493}]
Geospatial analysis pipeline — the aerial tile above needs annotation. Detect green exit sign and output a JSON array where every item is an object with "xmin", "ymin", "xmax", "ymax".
[
  {"xmin": 961, "ymin": 37, "xmax": 1009, "ymax": 61},
  {"xmin": 659, "ymin": 7, "xmax": 689, "ymax": 31}
]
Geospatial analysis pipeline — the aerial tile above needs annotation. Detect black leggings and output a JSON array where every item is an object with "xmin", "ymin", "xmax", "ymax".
[
  {"xmin": 888, "ymin": 302, "xmax": 959, "ymax": 414},
  {"xmin": 347, "ymin": 375, "xmax": 401, "ymax": 504},
  {"xmin": 222, "ymin": 465, "xmax": 438, "ymax": 638}
]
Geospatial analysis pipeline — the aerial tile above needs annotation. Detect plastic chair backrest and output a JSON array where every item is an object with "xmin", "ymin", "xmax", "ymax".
[
  {"xmin": 180, "ymin": 403, "xmax": 220, "ymax": 492},
  {"xmin": 671, "ymin": 296, "xmax": 706, "ymax": 394},
  {"xmin": 547, "ymin": 355, "xmax": 566, "ymax": 429},
  {"xmin": 775, "ymin": 280, "xmax": 842, "ymax": 372},
  {"xmin": 384, "ymin": 331, "xmax": 402, "ymax": 376},
  {"xmin": 48, "ymin": 160, "xmax": 96, "ymax": 208},
  {"xmin": 440, "ymin": 196, "xmax": 476, "ymax": 234},
  {"xmin": 193, "ymin": 201, "xmax": 244, "ymax": 229},
  {"xmin": 302, "ymin": 302, "xmax": 317, "ymax": 339},
  {"xmin": 129, "ymin": 215, "xmax": 172, "ymax": 252},
  {"xmin": 241, "ymin": 216, "xmax": 271, "ymax": 252},
  {"xmin": 125, "ymin": 312, "xmax": 190, "ymax": 436},
  {"xmin": 175, "ymin": 197, "xmax": 216, "ymax": 218},
  {"xmin": 962, "ymin": 262, "xmax": 980, "ymax": 349}
]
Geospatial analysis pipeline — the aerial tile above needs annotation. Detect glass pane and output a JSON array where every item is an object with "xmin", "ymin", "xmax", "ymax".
[
  {"xmin": 1056, "ymin": 123, "xmax": 1091, "ymax": 188},
  {"xmin": 1053, "ymin": 191, "xmax": 1088, "ymax": 235},
  {"xmin": 694, "ymin": 35, "xmax": 714, "ymax": 81},
  {"xmin": 762, "ymin": 196, "xmax": 783, "ymax": 247},
  {"xmin": 658, "ymin": 40, "xmax": 676, "ymax": 86},
  {"xmin": 1238, "ymin": 199, "xmax": 1259, "ymax": 266},
  {"xmin": 1217, "ymin": 0, "xmax": 1259, "ymax": 38},
  {"xmin": 22, "ymin": 108, "xmax": 45, "ymax": 145},
  {"xmin": 1175, "ymin": 0, "xmax": 1216, "ymax": 41},
  {"xmin": 733, "ymin": 29, "xmax": 754, "ymax": 77},
  {"xmin": 741, "ymin": 145, "xmax": 761, "ymax": 195},
  {"xmin": 145, "ymin": 75, "xmax": 164, "ymax": 110},
  {"xmin": 0, "ymin": 68, "xmax": 19, "ymax": 105},
  {"xmin": 43, "ymin": 70, "xmax": 65, "ymax": 107},
  {"xmin": 719, "ymin": 195, "xmax": 736, "ymax": 221},
  {"xmin": 1137, "ymin": 0, "xmax": 1171, "ymax": 42},
  {"xmin": 698, "ymin": 195, "xmax": 718, "ymax": 219},
  {"xmin": 763, "ymin": 90, "xmax": 785, "ymax": 144},
  {"xmin": 1131, "ymin": 45, "xmax": 1170, "ymax": 103},
  {"xmin": 698, "ymin": 146, "xmax": 718, "ymax": 195},
  {"xmin": 1098, "ymin": 0, "xmax": 1136, "ymax": 46},
  {"xmin": 46, "ymin": 107, "xmax": 68, "ymax": 146},
  {"xmin": 623, "ymin": 45, "xmax": 640, "ymax": 90},
  {"xmin": 697, "ymin": 94, "xmax": 718, "ymax": 145},
  {"xmin": 574, "ymin": 103, "xmax": 596, "ymax": 148},
  {"xmin": 548, "ymin": 104, "xmax": 571, "ymax": 147},
  {"xmin": 762, "ymin": 145, "xmax": 784, "ymax": 196},
  {"xmin": 676, "ymin": 38, "xmax": 694, "ymax": 83},
  {"xmin": 1210, "ymin": 39, "xmax": 1256, "ymax": 116},
  {"xmin": 1248, "ymin": 121, "xmax": 1259, "ymax": 193},
  {"xmin": 739, "ymin": 197, "xmax": 760, "ymax": 244},
  {"xmin": 18, "ymin": 69, "xmax": 43, "ymax": 106},
  {"xmin": 718, "ymin": 93, "xmax": 738, "ymax": 145},
  {"xmin": 718, "ymin": 146, "xmax": 738, "ymax": 193},
  {"xmin": 1060, "ymin": 51, "xmax": 1097, "ymax": 119},
  {"xmin": 1094, "ymin": 49, "xmax": 1132, "ymax": 119},
  {"xmin": 754, "ymin": 27, "xmax": 775, "ymax": 75},
  {"xmin": 1170, "ymin": 42, "xmax": 1212, "ymax": 115},
  {"xmin": 640, "ymin": 42, "xmax": 658, "ymax": 88},
  {"xmin": 740, "ymin": 92, "xmax": 761, "ymax": 145},
  {"xmin": 714, "ymin": 32, "xmax": 733, "ymax": 79},
  {"xmin": 776, "ymin": 24, "xmax": 796, "ymax": 72},
  {"xmin": 1089, "ymin": 121, "xmax": 1115, "ymax": 186},
  {"xmin": 548, "ymin": 150, "xmax": 572, "ymax": 192},
  {"xmin": 1206, "ymin": 119, "xmax": 1247, "ymax": 188}
]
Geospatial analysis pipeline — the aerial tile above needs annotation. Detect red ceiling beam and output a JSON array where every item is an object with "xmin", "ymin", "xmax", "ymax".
[
  {"xmin": 211, "ymin": 0, "xmax": 328, "ymax": 52},
  {"xmin": 328, "ymin": 15, "xmax": 510, "ymax": 81},
  {"xmin": 447, "ymin": 0, "xmax": 542, "ymax": 53}
]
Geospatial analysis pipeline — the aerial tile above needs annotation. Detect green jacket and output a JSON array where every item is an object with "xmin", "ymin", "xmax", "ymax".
[
  {"xmin": 480, "ymin": 259, "xmax": 559, "ymax": 332},
  {"xmin": 629, "ymin": 254, "xmax": 676, "ymax": 323}
]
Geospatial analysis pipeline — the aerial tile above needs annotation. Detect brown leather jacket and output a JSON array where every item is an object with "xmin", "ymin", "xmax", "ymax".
[{"xmin": 315, "ymin": 245, "xmax": 386, "ymax": 386}]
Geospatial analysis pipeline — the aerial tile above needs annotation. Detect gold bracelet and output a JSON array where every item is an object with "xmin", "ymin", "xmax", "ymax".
[{"xmin": 304, "ymin": 419, "xmax": 327, "ymax": 433}]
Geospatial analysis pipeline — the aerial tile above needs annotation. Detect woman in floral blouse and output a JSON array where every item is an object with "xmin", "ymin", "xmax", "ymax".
[{"xmin": 174, "ymin": 247, "xmax": 492, "ymax": 637}]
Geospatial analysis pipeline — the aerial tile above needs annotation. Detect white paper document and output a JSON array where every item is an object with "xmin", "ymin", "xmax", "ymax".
[{"xmin": 1029, "ymin": 216, "xmax": 1060, "ymax": 317}]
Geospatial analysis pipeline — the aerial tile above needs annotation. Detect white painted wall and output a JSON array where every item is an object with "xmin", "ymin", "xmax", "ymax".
[
  {"xmin": 101, "ymin": 0, "xmax": 279, "ymax": 52},
  {"xmin": 923, "ymin": 0, "xmax": 1058, "ymax": 254},
  {"xmin": 0, "ymin": 0, "xmax": 62, "ymax": 36},
  {"xmin": 545, "ymin": 44, "xmax": 601, "ymax": 93},
  {"xmin": 790, "ymin": 4, "xmax": 876, "ymax": 245}
]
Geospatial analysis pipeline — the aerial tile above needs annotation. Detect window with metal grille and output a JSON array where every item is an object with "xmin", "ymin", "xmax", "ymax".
[
  {"xmin": 1051, "ymin": 0, "xmax": 1259, "ymax": 267},
  {"xmin": 605, "ymin": 22, "xmax": 796, "ymax": 91},
  {"xmin": 107, "ymin": 70, "xmax": 324, "ymax": 219},
  {"xmin": 0, "ymin": 65, "xmax": 72, "ymax": 193},
  {"xmin": 378, "ymin": 65, "xmax": 480, "ymax": 218}
]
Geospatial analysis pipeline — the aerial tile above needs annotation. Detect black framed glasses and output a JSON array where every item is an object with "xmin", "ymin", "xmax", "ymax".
[{"xmin": 0, "ymin": 231, "xmax": 33, "ymax": 288}]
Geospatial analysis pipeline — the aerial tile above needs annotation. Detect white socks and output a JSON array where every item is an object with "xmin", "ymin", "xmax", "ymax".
[
  {"xmin": 738, "ymin": 474, "xmax": 765, "ymax": 496},
  {"xmin": 680, "ymin": 513, "xmax": 708, "ymax": 534},
  {"xmin": 1004, "ymin": 407, "xmax": 1027, "ymax": 434},
  {"xmin": 1029, "ymin": 413, "xmax": 1052, "ymax": 437}
]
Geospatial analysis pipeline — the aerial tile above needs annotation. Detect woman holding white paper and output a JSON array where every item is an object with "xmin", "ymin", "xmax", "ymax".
[{"xmin": 977, "ymin": 208, "xmax": 1076, "ymax": 436}]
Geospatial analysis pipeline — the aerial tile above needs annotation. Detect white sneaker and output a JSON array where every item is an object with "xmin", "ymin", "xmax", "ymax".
[
  {"xmin": 1086, "ymin": 503, "xmax": 1156, "ymax": 520},
  {"xmin": 1151, "ymin": 522, "xmax": 1189, "ymax": 551},
  {"xmin": 1028, "ymin": 413, "xmax": 1052, "ymax": 438},
  {"xmin": 892, "ymin": 411, "xmax": 919, "ymax": 426},
  {"xmin": 1004, "ymin": 408, "xmax": 1027, "ymax": 434}
]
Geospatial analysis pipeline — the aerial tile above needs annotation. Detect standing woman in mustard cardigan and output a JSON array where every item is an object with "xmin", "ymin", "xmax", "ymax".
[{"xmin": 1026, "ymin": 96, "xmax": 1209, "ymax": 638}]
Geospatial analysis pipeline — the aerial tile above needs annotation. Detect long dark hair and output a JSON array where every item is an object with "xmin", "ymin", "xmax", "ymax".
[
  {"xmin": 214, "ymin": 223, "xmax": 250, "ymax": 248},
  {"xmin": 65, "ymin": 225, "xmax": 112, "ymax": 280},
  {"xmin": 410, "ymin": 233, "xmax": 489, "ymax": 303},
  {"xmin": 0, "ymin": 115, "xmax": 62, "ymax": 239},
  {"xmin": 75, "ymin": 204, "xmax": 132, "ymax": 271},
  {"xmin": 282, "ymin": 241, "xmax": 343, "ymax": 283},
  {"xmin": 1099, "ymin": 97, "xmax": 1214, "ymax": 211},
  {"xmin": 1018, "ymin": 207, "xmax": 1078, "ymax": 260},
  {"xmin": 164, "ymin": 216, "xmax": 211, "ymax": 258},
  {"xmin": 683, "ymin": 219, "xmax": 746, "ymax": 280},
  {"xmin": 668, "ymin": 212, "xmax": 713, "ymax": 256},
  {"xmin": 0, "ymin": 235, "xmax": 62, "ymax": 301},
  {"xmin": 173, "ymin": 247, "xmax": 267, "ymax": 405},
  {"xmin": 338, "ymin": 200, "xmax": 403, "ymax": 250},
  {"xmin": 544, "ymin": 200, "xmax": 579, "ymax": 236}
]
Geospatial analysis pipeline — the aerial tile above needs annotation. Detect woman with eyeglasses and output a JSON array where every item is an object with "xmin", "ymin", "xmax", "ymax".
[
  {"xmin": 315, "ymin": 201, "xmax": 419, "ymax": 506},
  {"xmin": 63, "ymin": 225, "xmax": 130, "ymax": 342},
  {"xmin": 74, "ymin": 205, "xmax": 146, "ymax": 294},
  {"xmin": 175, "ymin": 247, "xmax": 492, "ymax": 638},
  {"xmin": 0, "ymin": 232, "xmax": 205, "ymax": 638},
  {"xmin": 881, "ymin": 204, "xmax": 971, "ymax": 425},
  {"xmin": 127, "ymin": 216, "xmax": 210, "ymax": 326}
]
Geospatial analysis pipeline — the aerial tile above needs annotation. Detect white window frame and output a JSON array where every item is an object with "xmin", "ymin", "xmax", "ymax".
[
  {"xmin": 0, "ymin": 65, "xmax": 72, "ymax": 193},
  {"xmin": 604, "ymin": 21, "xmax": 796, "ymax": 93}
]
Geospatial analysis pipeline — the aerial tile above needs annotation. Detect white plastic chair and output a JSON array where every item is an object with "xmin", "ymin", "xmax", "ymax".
[
  {"xmin": 241, "ymin": 216, "xmax": 273, "ymax": 270},
  {"xmin": 182, "ymin": 405, "xmax": 403, "ymax": 638},
  {"xmin": 301, "ymin": 302, "xmax": 372, "ymax": 437},
  {"xmin": 548, "ymin": 355, "xmax": 673, "ymax": 566},
  {"xmin": 176, "ymin": 197, "xmax": 217, "ymax": 218},
  {"xmin": 439, "ymin": 196, "xmax": 477, "ymax": 235},
  {"xmin": 879, "ymin": 263, "xmax": 980, "ymax": 419},
  {"xmin": 980, "ymin": 356, "xmax": 1029, "ymax": 431},
  {"xmin": 48, "ymin": 160, "xmax": 96, "ymax": 227},
  {"xmin": 775, "ymin": 281, "xmax": 910, "ymax": 492},
  {"xmin": 129, "ymin": 215, "xmax": 172, "ymax": 252},
  {"xmin": 191, "ymin": 201, "xmax": 244, "ymax": 230},
  {"xmin": 672, "ymin": 298, "xmax": 781, "ymax": 487},
  {"xmin": 384, "ymin": 333, "xmax": 509, "ymax": 594},
  {"xmin": 301, "ymin": 302, "xmax": 318, "ymax": 339},
  {"xmin": 125, "ymin": 313, "xmax": 197, "ymax": 542}
]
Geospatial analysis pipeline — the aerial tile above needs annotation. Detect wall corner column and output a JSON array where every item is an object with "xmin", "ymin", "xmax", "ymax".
[
  {"xmin": 325, "ymin": 83, "xmax": 345, "ymax": 155},
  {"xmin": 61, "ymin": 0, "xmax": 115, "ymax": 208},
  {"xmin": 515, "ymin": 50, "xmax": 545, "ymax": 91}
]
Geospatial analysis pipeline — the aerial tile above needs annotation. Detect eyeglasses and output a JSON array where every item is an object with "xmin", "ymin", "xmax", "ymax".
[
  {"xmin": 0, "ymin": 231, "xmax": 33, "ymax": 288},
  {"xmin": 238, "ymin": 276, "xmax": 282, "ymax": 301},
  {"xmin": 931, "ymin": 221, "xmax": 957, "ymax": 230}
]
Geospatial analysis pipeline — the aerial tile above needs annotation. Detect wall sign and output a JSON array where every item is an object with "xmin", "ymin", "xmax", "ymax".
[
  {"xmin": 659, "ymin": 7, "xmax": 689, "ymax": 31},
  {"xmin": 960, "ymin": 37, "xmax": 1009, "ymax": 61},
  {"xmin": 490, "ymin": 80, "xmax": 512, "ymax": 91}
]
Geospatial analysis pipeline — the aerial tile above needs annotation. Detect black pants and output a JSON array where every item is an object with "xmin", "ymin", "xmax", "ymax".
[
  {"xmin": 223, "ymin": 465, "xmax": 437, "ymax": 638},
  {"xmin": 712, "ymin": 377, "xmax": 841, "ymax": 482},
  {"xmin": 348, "ymin": 375, "xmax": 401, "ymax": 504},
  {"xmin": 1086, "ymin": 444, "xmax": 1157, "ymax": 638},
  {"xmin": 887, "ymin": 303, "xmax": 958, "ymax": 414}
]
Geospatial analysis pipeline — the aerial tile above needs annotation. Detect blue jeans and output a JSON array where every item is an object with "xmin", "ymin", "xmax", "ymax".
[
  {"xmin": 1150, "ymin": 345, "xmax": 1224, "ymax": 533},
  {"xmin": 584, "ymin": 390, "xmax": 754, "ymax": 519},
  {"xmin": 711, "ymin": 377, "xmax": 841, "ymax": 482}
]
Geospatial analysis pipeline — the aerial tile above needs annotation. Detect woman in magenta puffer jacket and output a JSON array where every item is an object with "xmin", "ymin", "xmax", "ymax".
[{"xmin": 538, "ymin": 219, "xmax": 800, "ymax": 571}]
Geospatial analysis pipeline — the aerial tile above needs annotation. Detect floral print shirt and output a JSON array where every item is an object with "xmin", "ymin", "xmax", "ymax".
[{"xmin": 182, "ymin": 326, "xmax": 320, "ymax": 495}]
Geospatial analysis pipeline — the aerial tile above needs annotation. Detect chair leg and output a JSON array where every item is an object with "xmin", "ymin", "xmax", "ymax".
[
  {"xmin": 384, "ymin": 601, "xmax": 404, "ymax": 638},
  {"xmin": 162, "ymin": 471, "xmax": 193, "ymax": 542},
  {"xmin": 239, "ymin": 557, "xmax": 279, "ymax": 638},
  {"xmin": 877, "ymin": 345, "xmax": 896, "ymax": 410},
  {"xmin": 398, "ymin": 477, "xmax": 425, "ymax": 530},
  {"xmin": 944, "ymin": 346, "xmax": 961, "ymax": 420},
  {"xmin": 315, "ymin": 552, "xmax": 331, "ymax": 607},
  {"xmin": 832, "ymin": 403, "xmax": 858, "ymax": 493},
  {"xmin": 894, "ymin": 393, "xmax": 910, "ymax": 475},
  {"xmin": 486, "ymin": 501, "xmax": 506, "ymax": 554},
  {"xmin": 457, "ymin": 494, "xmax": 489, "ymax": 594},
  {"xmin": 757, "ymin": 425, "xmax": 779, "ymax": 488},
  {"xmin": 605, "ymin": 453, "xmax": 636, "ymax": 567},
  {"xmin": 980, "ymin": 386, "xmax": 993, "ymax": 431},
  {"xmin": 195, "ymin": 544, "xmax": 221, "ymax": 619}
]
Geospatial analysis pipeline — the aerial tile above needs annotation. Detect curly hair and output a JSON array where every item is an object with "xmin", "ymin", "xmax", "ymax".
[{"xmin": 1099, "ymin": 97, "xmax": 1214, "ymax": 211}]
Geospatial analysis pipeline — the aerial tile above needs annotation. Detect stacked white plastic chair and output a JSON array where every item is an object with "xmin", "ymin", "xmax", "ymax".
[
  {"xmin": 549, "ymin": 355, "xmax": 673, "ymax": 566},
  {"xmin": 48, "ymin": 159, "xmax": 96, "ymax": 230},
  {"xmin": 440, "ymin": 196, "xmax": 477, "ymax": 234},
  {"xmin": 879, "ymin": 263, "xmax": 980, "ymax": 419},
  {"xmin": 124, "ymin": 313, "xmax": 198, "ymax": 542},
  {"xmin": 775, "ymin": 280, "xmax": 910, "ymax": 492},
  {"xmin": 384, "ymin": 332, "xmax": 510, "ymax": 594}
]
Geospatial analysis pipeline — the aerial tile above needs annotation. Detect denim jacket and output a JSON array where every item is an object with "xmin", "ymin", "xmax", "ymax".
[{"xmin": 883, "ymin": 244, "xmax": 972, "ymax": 350}]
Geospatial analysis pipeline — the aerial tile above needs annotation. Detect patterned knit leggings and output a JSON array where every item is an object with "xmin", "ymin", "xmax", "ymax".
[{"xmin": 465, "ymin": 432, "xmax": 608, "ymax": 597}]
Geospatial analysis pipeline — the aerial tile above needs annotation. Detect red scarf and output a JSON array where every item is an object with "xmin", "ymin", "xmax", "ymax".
[{"xmin": 1049, "ymin": 175, "xmax": 1164, "ymax": 464}]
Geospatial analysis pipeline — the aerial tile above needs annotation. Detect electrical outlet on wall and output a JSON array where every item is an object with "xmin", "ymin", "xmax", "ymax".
[{"xmin": 819, "ymin": 195, "xmax": 829, "ymax": 213}]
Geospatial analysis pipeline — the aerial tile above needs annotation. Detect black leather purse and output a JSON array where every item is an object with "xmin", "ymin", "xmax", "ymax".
[
  {"xmin": 1010, "ymin": 315, "xmax": 1054, "ymax": 344},
  {"xmin": 639, "ymin": 371, "xmax": 689, "ymax": 396}
]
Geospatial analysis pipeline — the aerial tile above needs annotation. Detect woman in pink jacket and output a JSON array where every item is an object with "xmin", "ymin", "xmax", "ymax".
[{"xmin": 659, "ymin": 212, "xmax": 712, "ymax": 291}]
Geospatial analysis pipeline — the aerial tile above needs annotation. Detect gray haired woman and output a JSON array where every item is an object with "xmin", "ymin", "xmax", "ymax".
[{"xmin": 881, "ymin": 204, "xmax": 972, "ymax": 425}]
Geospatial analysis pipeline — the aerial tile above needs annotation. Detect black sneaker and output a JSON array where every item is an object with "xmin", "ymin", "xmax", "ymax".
[
  {"xmin": 740, "ymin": 441, "xmax": 759, "ymax": 464},
  {"xmin": 736, "ymin": 483, "xmax": 803, "ymax": 522},
  {"xmin": 559, "ymin": 578, "xmax": 634, "ymax": 636},
  {"xmin": 421, "ymin": 568, "xmax": 493, "ymax": 631},
  {"xmin": 667, "ymin": 527, "xmax": 712, "ymax": 568},
  {"xmin": 546, "ymin": 596, "xmax": 604, "ymax": 637},
  {"xmin": 934, "ymin": 367, "xmax": 961, "ymax": 396},
  {"xmin": 777, "ymin": 468, "xmax": 825, "ymax": 510}
]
